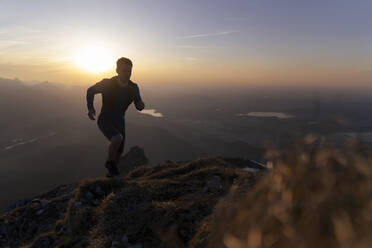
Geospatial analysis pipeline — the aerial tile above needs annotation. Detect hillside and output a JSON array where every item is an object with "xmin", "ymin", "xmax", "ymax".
[
  {"xmin": 0, "ymin": 146, "xmax": 264, "ymax": 248},
  {"xmin": 2, "ymin": 140, "xmax": 372, "ymax": 248}
]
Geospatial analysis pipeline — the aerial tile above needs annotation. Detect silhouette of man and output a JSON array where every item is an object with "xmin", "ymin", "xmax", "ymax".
[{"xmin": 86, "ymin": 57, "xmax": 145, "ymax": 177}]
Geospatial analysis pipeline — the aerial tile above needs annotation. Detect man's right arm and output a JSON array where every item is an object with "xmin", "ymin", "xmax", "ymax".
[{"xmin": 86, "ymin": 79, "xmax": 106, "ymax": 112}]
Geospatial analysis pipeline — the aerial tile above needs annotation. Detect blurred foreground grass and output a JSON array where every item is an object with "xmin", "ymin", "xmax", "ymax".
[{"xmin": 208, "ymin": 134, "xmax": 372, "ymax": 248}]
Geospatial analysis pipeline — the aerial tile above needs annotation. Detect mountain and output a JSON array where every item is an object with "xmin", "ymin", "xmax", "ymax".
[
  {"xmin": 2, "ymin": 142, "xmax": 372, "ymax": 248},
  {"xmin": 0, "ymin": 146, "xmax": 264, "ymax": 248}
]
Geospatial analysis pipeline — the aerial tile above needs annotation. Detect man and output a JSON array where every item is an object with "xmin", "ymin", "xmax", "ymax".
[{"xmin": 86, "ymin": 57, "xmax": 145, "ymax": 177}]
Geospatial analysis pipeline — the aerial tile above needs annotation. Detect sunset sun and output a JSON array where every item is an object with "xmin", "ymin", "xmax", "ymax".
[{"xmin": 74, "ymin": 46, "xmax": 115, "ymax": 73}]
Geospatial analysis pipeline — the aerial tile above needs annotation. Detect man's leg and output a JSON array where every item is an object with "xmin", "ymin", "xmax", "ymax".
[
  {"xmin": 113, "ymin": 138, "xmax": 124, "ymax": 166},
  {"xmin": 113, "ymin": 125, "xmax": 126, "ymax": 166},
  {"xmin": 108, "ymin": 133, "xmax": 123, "ymax": 162},
  {"xmin": 103, "ymin": 133, "xmax": 123, "ymax": 177}
]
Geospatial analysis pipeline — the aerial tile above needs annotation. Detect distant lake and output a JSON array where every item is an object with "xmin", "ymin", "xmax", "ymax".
[
  {"xmin": 140, "ymin": 109, "xmax": 164, "ymax": 118},
  {"xmin": 2, "ymin": 131, "xmax": 57, "ymax": 152},
  {"xmin": 236, "ymin": 112, "xmax": 294, "ymax": 119}
]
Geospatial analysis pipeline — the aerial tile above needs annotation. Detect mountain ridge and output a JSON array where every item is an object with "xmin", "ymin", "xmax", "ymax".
[{"xmin": 0, "ymin": 146, "xmax": 264, "ymax": 248}]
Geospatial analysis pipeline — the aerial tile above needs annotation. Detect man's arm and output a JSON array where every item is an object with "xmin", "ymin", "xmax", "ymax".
[
  {"xmin": 133, "ymin": 83, "xmax": 145, "ymax": 111},
  {"xmin": 86, "ymin": 79, "xmax": 106, "ymax": 112}
]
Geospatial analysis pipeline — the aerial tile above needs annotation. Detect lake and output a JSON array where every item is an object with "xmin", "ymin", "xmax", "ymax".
[{"xmin": 236, "ymin": 112, "xmax": 294, "ymax": 119}]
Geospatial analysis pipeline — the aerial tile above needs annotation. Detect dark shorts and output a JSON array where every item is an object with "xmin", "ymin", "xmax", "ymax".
[{"xmin": 97, "ymin": 114, "xmax": 126, "ymax": 153}]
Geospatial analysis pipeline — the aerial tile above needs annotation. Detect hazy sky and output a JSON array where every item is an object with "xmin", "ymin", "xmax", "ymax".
[{"xmin": 0, "ymin": 0, "xmax": 371, "ymax": 88}]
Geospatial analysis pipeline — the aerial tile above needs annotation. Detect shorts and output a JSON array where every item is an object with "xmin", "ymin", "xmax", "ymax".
[{"xmin": 97, "ymin": 113, "xmax": 126, "ymax": 153}]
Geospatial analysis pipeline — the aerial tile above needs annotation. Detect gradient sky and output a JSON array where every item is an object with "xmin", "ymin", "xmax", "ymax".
[{"xmin": 0, "ymin": 0, "xmax": 371, "ymax": 88}]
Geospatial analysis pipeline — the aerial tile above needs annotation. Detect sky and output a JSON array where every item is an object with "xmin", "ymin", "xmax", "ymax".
[{"xmin": 0, "ymin": 0, "xmax": 371, "ymax": 88}]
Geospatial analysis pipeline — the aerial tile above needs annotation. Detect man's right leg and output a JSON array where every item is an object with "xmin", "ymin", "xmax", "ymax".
[
  {"xmin": 104, "ymin": 134, "xmax": 123, "ymax": 177},
  {"xmin": 113, "ymin": 138, "xmax": 124, "ymax": 166},
  {"xmin": 97, "ymin": 115, "xmax": 123, "ymax": 177},
  {"xmin": 108, "ymin": 133, "xmax": 123, "ymax": 162}
]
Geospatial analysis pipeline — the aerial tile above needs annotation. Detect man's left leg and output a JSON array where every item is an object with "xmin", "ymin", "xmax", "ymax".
[
  {"xmin": 113, "ymin": 124, "xmax": 125, "ymax": 166},
  {"xmin": 114, "ymin": 137, "xmax": 124, "ymax": 166}
]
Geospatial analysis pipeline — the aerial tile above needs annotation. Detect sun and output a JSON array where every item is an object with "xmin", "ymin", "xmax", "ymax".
[{"xmin": 74, "ymin": 46, "xmax": 115, "ymax": 73}]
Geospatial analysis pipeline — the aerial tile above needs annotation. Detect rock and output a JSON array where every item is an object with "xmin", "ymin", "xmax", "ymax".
[
  {"xmin": 119, "ymin": 146, "xmax": 149, "ymax": 174},
  {"xmin": 86, "ymin": 191, "xmax": 94, "ymax": 201},
  {"xmin": 31, "ymin": 198, "xmax": 41, "ymax": 203},
  {"xmin": 31, "ymin": 236, "xmax": 51, "ymax": 248},
  {"xmin": 36, "ymin": 209, "xmax": 44, "ymax": 215},
  {"xmin": 121, "ymin": 235, "xmax": 129, "ymax": 245},
  {"xmin": 95, "ymin": 186, "xmax": 104, "ymax": 195},
  {"xmin": 242, "ymin": 167, "xmax": 260, "ymax": 173},
  {"xmin": 56, "ymin": 227, "xmax": 64, "ymax": 236},
  {"xmin": 59, "ymin": 193, "xmax": 74, "ymax": 201},
  {"xmin": 128, "ymin": 243, "xmax": 143, "ymax": 248},
  {"xmin": 30, "ymin": 202, "xmax": 41, "ymax": 209},
  {"xmin": 29, "ymin": 198, "xmax": 42, "ymax": 210},
  {"xmin": 2, "ymin": 197, "xmax": 31, "ymax": 214},
  {"xmin": 92, "ymin": 199, "xmax": 100, "ymax": 206},
  {"xmin": 111, "ymin": 241, "xmax": 121, "ymax": 248},
  {"xmin": 15, "ymin": 198, "xmax": 28, "ymax": 208},
  {"xmin": 203, "ymin": 175, "xmax": 222, "ymax": 193},
  {"xmin": 179, "ymin": 228, "xmax": 188, "ymax": 238},
  {"xmin": 40, "ymin": 200, "xmax": 49, "ymax": 208},
  {"xmin": 1, "ymin": 208, "xmax": 11, "ymax": 215}
]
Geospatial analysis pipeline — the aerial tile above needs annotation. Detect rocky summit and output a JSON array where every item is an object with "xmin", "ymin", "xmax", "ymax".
[
  {"xmin": 0, "ymin": 146, "xmax": 264, "ymax": 248},
  {"xmin": 3, "ymin": 143, "xmax": 372, "ymax": 248}
]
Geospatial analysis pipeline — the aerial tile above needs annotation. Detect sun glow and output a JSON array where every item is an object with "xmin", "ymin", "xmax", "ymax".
[{"xmin": 74, "ymin": 46, "xmax": 115, "ymax": 73}]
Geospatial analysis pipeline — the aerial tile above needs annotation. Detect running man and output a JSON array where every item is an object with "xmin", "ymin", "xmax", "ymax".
[{"xmin": 86, "ymin": 57, "xmax": 145, "ymax": 177}]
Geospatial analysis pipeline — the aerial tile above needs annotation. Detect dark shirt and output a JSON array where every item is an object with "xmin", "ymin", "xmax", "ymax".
[{"xmin": 86, "ymin": 76, "xmax": 143, "ymax": 120}]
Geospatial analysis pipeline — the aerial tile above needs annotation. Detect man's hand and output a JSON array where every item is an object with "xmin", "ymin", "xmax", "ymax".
[
  {"xmin": 136, "ymin": 101, "xmax": 145, "ymax": 111},
  {"xmin": 88, "ymin": 109, "xmax": 96, "ymax": 120}
]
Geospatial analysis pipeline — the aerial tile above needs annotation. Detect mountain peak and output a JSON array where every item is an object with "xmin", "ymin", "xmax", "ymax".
[{"xmin": 0, "ymin": 147, "xmax": 261, "ymax": 247}]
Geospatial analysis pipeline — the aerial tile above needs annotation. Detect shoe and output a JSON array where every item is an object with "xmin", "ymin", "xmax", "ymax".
[{"xmin": 105, "ymin": 160, "xmax": 120, "ymax": 178}]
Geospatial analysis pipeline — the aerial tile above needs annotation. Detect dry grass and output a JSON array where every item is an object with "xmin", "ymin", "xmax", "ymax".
[
  {"xmin": 21, "ymin": 156, "xmax": 257, "ymax": 247},
  {"xmin": 208, "ymin": 137, "xmax": 372, "ymax": 248}
]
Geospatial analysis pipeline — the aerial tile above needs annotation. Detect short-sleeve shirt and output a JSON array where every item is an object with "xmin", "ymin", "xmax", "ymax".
[{"xmin": 86, "ymin": 76, "xmax": 142, "ymax": 122}]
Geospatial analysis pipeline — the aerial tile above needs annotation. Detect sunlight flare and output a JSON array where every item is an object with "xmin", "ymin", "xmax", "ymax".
[{"xmin": 74, "ymin": 46, "xmax": 115, "ymax": 73}]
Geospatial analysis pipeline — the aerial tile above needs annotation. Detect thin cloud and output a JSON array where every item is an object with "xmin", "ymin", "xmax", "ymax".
[
  {"xmin": 14, "ymin": 26, "xmax": 41, "ymax": 34},
  {"xmin": 0, "ymin": 26, "xmax": 41, "ymax": 35},
  {"xmin": 185, "ymin": 57, "xmax": 200, "ymax": 61},
  {"xmin": 0, "ymin": 40, "xmax": 28, "ymax": 46},
  {"xmin": 178, "ymin": 30, "xmax": 238, "ymax": 39},
  {"xmin": 176, "ymin": 44, "xmax": 228, "ymax": 50},
  {"xmin": 176, "ymin": 45, "xmax": 207, "ymax": 48},
  {"xmin": 224, "ymin": 17, "xmax": 249, "ymax": 21}
]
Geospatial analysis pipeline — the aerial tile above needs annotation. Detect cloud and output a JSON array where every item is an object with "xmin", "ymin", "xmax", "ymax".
[
  {"xmin": 177, "ymin": 30, "xmax": 238, "ymax": 39},
  {"xmin": 0, "ymin": 40, "xmax": 29, "ymax": 55},
  {"xmin": 176, "ymin": 44, "xmax": 227, "ymax": 50},
  {"xmin": 185, "ymin": 57, "xmax": 200, "ymax": 62},
  {"xmin": 0, "ymin": 25, "xmax": 41, "ymax": 36},
  {"xmin": 0, "ymin": 40, "xmax": 28, "ymax": 47},
  {"xmin": 223, "ymin": 17, "xmax": 249, "ymax": 21},
  {"xmin": 176, "ymin": 45, "xmax": 206, "ymax": 49}
]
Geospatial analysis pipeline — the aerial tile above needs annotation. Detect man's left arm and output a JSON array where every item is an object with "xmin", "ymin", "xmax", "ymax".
[{"xmin": 133, "ymin": 83, "xmax": 145, "ymax": 111}]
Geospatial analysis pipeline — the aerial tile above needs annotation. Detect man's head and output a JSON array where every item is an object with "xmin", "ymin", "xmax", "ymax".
[{"xmin": 116, "ymin": 57, "xmax": 133, "ymax": 82}]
